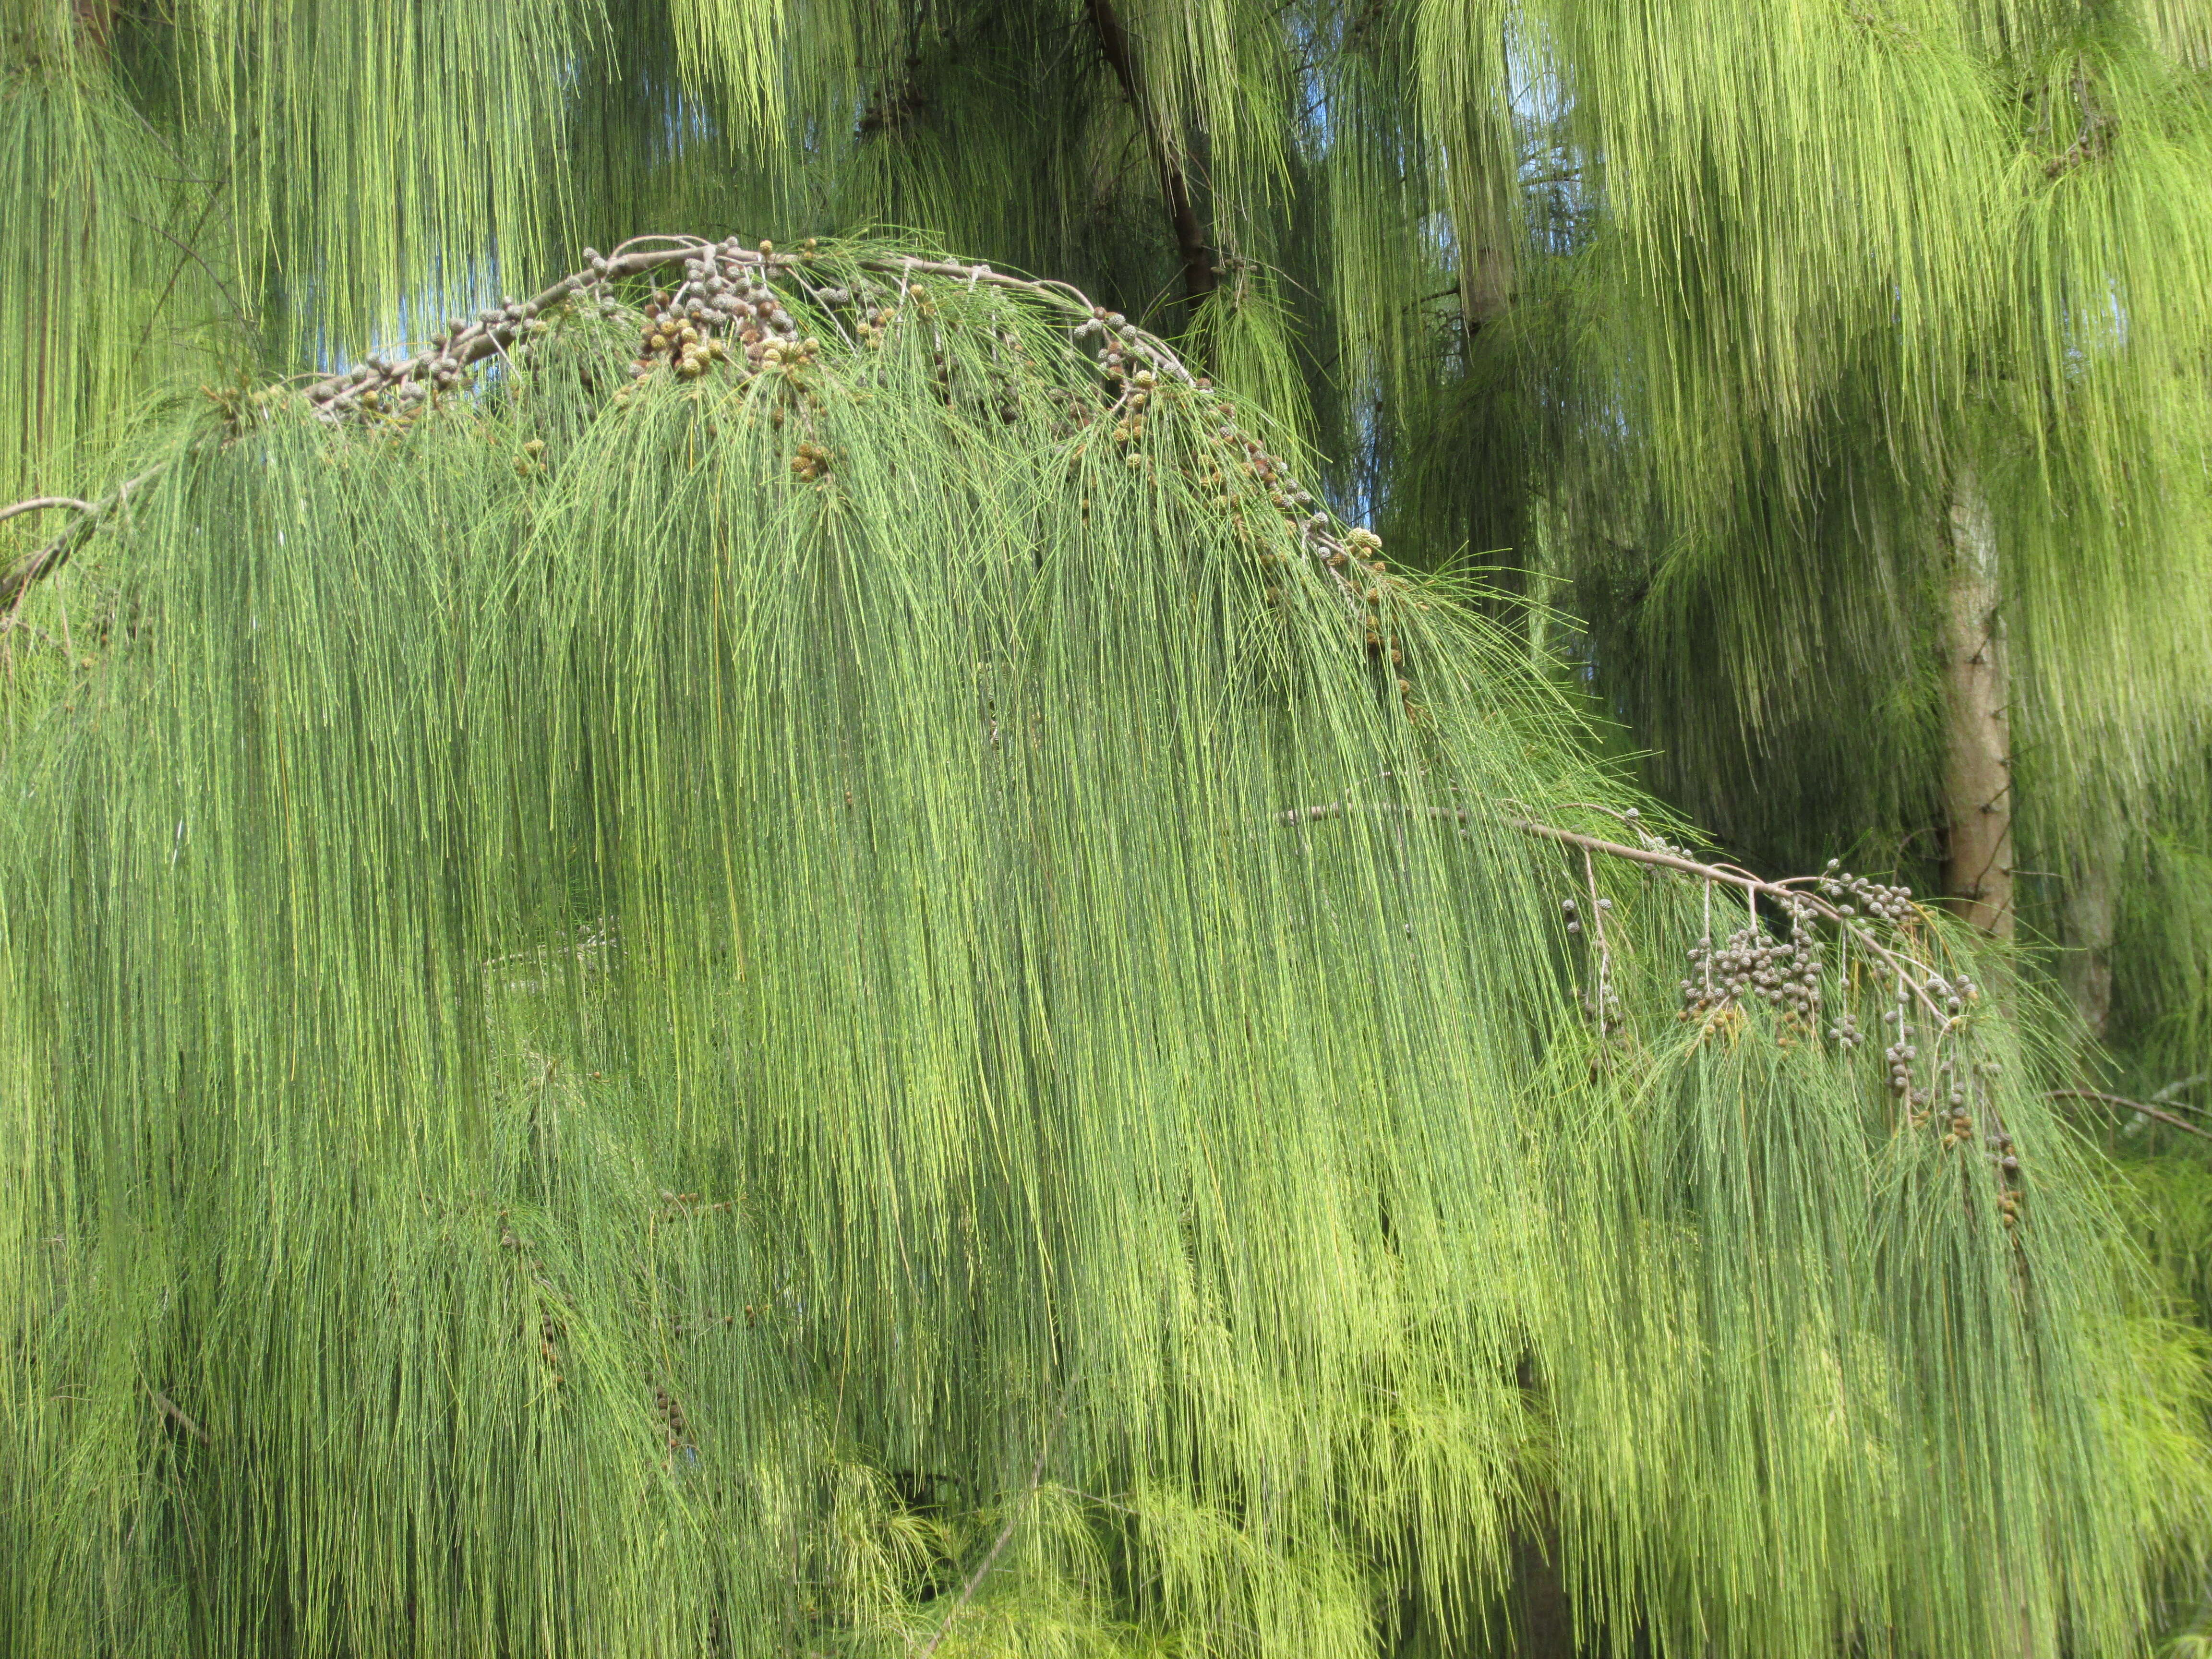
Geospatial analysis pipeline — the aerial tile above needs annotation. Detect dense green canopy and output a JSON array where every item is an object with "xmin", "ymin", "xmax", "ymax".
[
  {"xmin": 9, "ymin": 0, "xmax": 2212, "ymax": 1065},
  {"xmin": 0, "ymin": 238, "xmax": 2204, "ymax": 1657},
  {"xmin": 11, "ymin": 0, "xmax": 2212, "ymax": 1649}
]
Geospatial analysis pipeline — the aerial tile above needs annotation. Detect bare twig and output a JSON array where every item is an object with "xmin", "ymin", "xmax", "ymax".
[
  {"xmin": 1505, "ymin": 817, "xmax": 1965, "ymax": 1035},
  {"xmin": 915, "ymin": 1406, "xmax": 1066, "ymax": 1659},
  {"xmin": 2046, "ymin": 1089, "xmax": 2212, "ymax": 1142},
  {"xmin": 122, "ymin": 210, "xmax": 252, "ymax": 336},
  {"xmin": 1275, "ymin": 800, "xmax": 1471, "ymax": 826},
  {"xmin": 134, "ymin": 173, "xmax": 233, "ymax": 365},
  {"xmin": 147, "ymin": 1384, "xmax": 213, "ymax": 1446},
  {"xmin": 0, "ymin": 496, "xmax": 94, "ymax": 526}
]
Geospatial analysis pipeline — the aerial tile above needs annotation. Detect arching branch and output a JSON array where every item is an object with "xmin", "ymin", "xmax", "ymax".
[
  {"xmin": 0, "ymin": 235, "xmax": 1360, "ymax": 617},
  {"xmin": 0, "ymin": 496, "xmax": 94, "ymax": 527}
]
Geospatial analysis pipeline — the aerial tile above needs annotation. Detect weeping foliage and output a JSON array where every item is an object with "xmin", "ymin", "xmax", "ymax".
[
  {"xmin": 11, "ymin": 0, "xmax": 2212, "ymax": 1646},
  {"xmin": 181, "ymin": 0, "xmax": 579, "ymax": 339},
  {"xmin": 8, "ymin": 0, "xmax": 2212, "ymax": 811},
  {"xmin": 0, "ymin": 242, "xmax": 2205, "ymax": 1656},
  {"xmin": 0, "ymin": 18, "xmax": 227, "ymax": 505}
]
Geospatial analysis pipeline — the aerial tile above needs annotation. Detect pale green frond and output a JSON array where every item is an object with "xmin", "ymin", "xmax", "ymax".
[{"xmin": 0, "ymin": 237, "xmax": 2193, "ymax": 1656}]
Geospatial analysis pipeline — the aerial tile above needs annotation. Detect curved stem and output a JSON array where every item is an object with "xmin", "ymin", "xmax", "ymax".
[
  {"xmin": 1506, "ymin": 817, "xmax": 1964, "ymax": 1035},
  {"xmin": 0, "ymin": 496, "xmax": 94, "ymax": 526},
  {"xmin": 8, "ymin": 235, "xmax": 1361, "ymax": 618}
]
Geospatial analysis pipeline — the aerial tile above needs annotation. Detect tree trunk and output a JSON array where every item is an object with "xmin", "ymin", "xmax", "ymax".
[
  {"xmin": 1510, "ymin": 1356, "xmax": 1576, "ymax": 1657},
  {"xmin": 1459, "ymin": 244, "xmax": 1514, "ymax": 332},
  {"xmin": 1942, "ymin": 470, "xmax": 2014, "ymax": 938},
  {"xmin": 2058, "ymin": 830, "xmax": 2118, "ymax": 1037},
  {"xmin": 1511, "ymin": 1521, "xmax": 1576, "ymax": 1658},
  {"xmin": 1085, "ymin": 0, "xmax": 1217, "ymax": 319}
]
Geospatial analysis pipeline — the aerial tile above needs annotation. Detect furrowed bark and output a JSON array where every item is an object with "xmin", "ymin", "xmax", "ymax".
[
  {"xmin": 1085, "ymin": 0, "xmax": 1217, "ymax": 319},
  {"xmin": 1942, "ymin": 470, "xmax": 2014, "ymax": 938}
]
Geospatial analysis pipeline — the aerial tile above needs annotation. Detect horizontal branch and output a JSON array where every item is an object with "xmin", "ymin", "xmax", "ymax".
[
  {"xmin": 1, "ymin": 470, "xmax": 161, "ymax": 609},
  {"xmin": 1277, "ymin": 800, "xmax": 1472, "ymax": 826},
  {"xmin": 1507, "ymin": 817, "xmax": 1967, "ymax": 1035},
  {"xmin": 1278, "ymin": 803, "xmax": 1992, "ymax": 1093},
  {"xmin": 1505, "ymin": 814, "xmax": 2039, "ymax": 1165}
]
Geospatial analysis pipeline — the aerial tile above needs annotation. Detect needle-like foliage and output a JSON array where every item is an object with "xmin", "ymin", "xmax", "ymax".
[
  {"xmin": 12, "ymin": 3, "xmax": 2211, "ymax": 1067},
  {"xmin": 0, "ymin": 237, "xmax": 2204, "ymax": 1657}
]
